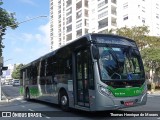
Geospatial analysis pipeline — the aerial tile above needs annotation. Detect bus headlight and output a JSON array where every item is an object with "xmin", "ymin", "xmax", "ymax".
[{"xmin": 98, "ymin": 85, "xmax": 112, "ymax": 96}]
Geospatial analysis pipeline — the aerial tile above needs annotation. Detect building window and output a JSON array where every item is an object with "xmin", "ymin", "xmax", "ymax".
[
  {"xmin": 156, "ymin": 3, "xmax": 159, "ymax": 9},
  {"xmin": 123, "ymin": 3, "xmax": 128, "ymax": 9},
  {"xmin": 76, "ymin": 1, "xmax": 82, "ymax": 10},
  {"xmin": 66, "ymin": 16, "xmax": 72, "ymax": 24},
  {"xmin": 76, "ymin": 29, "xmax": 82, "ymax": 37},
  {"xmin": 66, "ymin": 8, "xmax": 72, "ymax": 16},
  {"xmin": 85, "ymin": 9, "xmax": 88, "ymax": 17},
  {"xmin": 111, "ymin": 0, "xmax": 116, "ymax": 4},
  {"xmin": 66, "ymin": 0, "xmax": 72, "ymax": 7},
  {"xmin": 111, "ymin": 6, "xmax": 116, "ymax": 15},
  {"xmin": 66, "ymin": 25, "xmax": 72, "ymax": 32},
  {"xmin": 123, "ymin": 14, "xmax": 128, "ymax": 20},
  {"xmin": 85, "ymin": 29, "xmax": 88, "ymax": 34},
  {"xmin": 66, "ymin": 33, "xmax": 72, "ymax": 41},
  {"xmin": 142, "ymin": 18, "xmax": 145, "ymax": 23},
  {"xmin": 76, "ymin": 22, "xmax": 82, "ymax": 29},
  {"xmin": 85, "ymin": 0, "xmax": 88, "ymax": 7},
  {"xmin": 98, "ymin": 0, "xmax": 108, "ymax": 8},
  {"xmin": 111, "ymin": 17, "xmax": 117, "ymax": 26},
  {"xmin": 98, "ymin": 6, "xmax": 108, "ymax": 12},
  {"xmin": 76, "ymin": 10, "xmax": 82, "ymax": 19},
  {"xmin": 98, "ymin": 18, "xmax": 108, "ymax": 29},
  {"xmin": 98, "ymin": 11, "xmax": 108, "ymax": 19},
  {"xmin": 156, "ymin": 14, "xmax": 159, "ymax": 19},
  {"xmin": 85, "ymin": 19, "xmax": 89, "ymax": 27}
]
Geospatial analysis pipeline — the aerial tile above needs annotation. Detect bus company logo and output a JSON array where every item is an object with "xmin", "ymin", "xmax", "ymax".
[{"xmin": 2, "ymin": 112, "xmax": 11, "ymax": 117}]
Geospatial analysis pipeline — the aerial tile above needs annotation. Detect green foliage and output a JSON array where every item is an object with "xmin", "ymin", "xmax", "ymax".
[
  {"xmin": 0, "ymin": 0, "xmax": 18, "ymax": 56},
  {"xmin": 141, "ymin": 36, "xmax": 160, "ymax": 79},
  {"xmin": 12, "ymin": 64, "xmax": 24, "ymax": 79},
  {"xmin": 112, "ymin": 26, "xmax": 150, "ymax": 50}
]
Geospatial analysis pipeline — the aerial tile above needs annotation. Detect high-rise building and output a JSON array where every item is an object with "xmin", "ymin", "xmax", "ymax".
[
  {"xmin": 117, "ymin": 0, "xmax": 160, "ymax": 36},
  {"xmin": 50, "ymin": 0, "xmax": 160, "ymax": 50},
  {"xmin": 50, "ymin": 0, "xmax": 90, "ymax": 51},
  {"xmin": 89, "ymin": 0, "xmax": 117, "ymax": 34}
]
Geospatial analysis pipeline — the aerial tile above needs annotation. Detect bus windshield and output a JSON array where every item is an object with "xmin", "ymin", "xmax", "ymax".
[{"xmin": 98, "ymin": 45, "xmax": 144, "ymax": 81}]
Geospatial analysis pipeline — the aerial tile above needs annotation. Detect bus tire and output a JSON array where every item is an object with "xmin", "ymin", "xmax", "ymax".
[
  {"xmin": 59, "ymin": 91, "xmax": 70, "ymax": 111},
  {"xmin": 25, "ymin": 88, "xmax": 30, "ymax": 101}
]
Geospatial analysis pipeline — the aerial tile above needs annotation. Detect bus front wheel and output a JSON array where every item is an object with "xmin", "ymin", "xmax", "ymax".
[{"xmin": 59, "ymin": 91, "xmax": 70, "ymax": 111}]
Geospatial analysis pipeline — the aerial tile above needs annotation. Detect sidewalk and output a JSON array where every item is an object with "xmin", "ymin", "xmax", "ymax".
[
  {"xmin": 0, "ymin": 92, "xmax": 9, "ymax": 103},
  {"xmin": 147, "ymin": 90, "xmax": 160, "ymax": 95}
]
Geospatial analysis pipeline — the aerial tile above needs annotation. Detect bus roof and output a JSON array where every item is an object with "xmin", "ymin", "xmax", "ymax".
[{"xmin": 21, "ymin": 33, "xmax": 136, "ymax": 69}]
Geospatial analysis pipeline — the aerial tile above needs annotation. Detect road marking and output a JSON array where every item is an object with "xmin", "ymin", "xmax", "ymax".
[
  {"xmin": 157, "ymin": 117, "xmax": 160, "ymax": 119},
  {"xmin": 45, "ymin": 116, "xmax": 51, "ymax": 119},
  {"xmin": 21, "ymin": 105, "xmax": 25, "ymax": 108},
  {"xmin": 42, "ymin": 114, "xmax": 50, "ymax": 119}
]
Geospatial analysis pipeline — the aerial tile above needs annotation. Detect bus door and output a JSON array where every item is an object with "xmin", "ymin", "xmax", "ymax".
[{"xmin": 75, "ymin": 48, "xmax": 91, "ymax": 107}]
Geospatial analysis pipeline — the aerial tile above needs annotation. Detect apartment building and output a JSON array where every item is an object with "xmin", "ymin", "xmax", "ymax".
[
  {"xmin": 50, "ymin": 0, "xmax": 160, "ymax": 50},
  {"xmin": 117, "ymin": 0, "xmax": 160, "ymax": 36},
  {"xmin": 50, "ymin": 0, "xmax": 89, "ymax": 51},
  {"xmin": 89, "ymin": 0, "xmax": 117, "ymax": 34}
]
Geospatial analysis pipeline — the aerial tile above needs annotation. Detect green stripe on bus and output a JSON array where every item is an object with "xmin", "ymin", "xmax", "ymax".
[
  {"xmin": 19, "ymin": 87, "xmax": 24, "ymax": 95},
  {"xmin": 29, "ymin": 87, "xmax": 40, "ymax": 96},
  {"xmin": 107, "ymin": 85, "xmax": 144, "ymax": 97},
  {"xmin": 19, "ymin": 87, "xmax": 39, "ymax": 96}
]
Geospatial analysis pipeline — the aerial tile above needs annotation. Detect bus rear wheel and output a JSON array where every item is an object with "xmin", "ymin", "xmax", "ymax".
[{"xmin": 59, "ymin": 91, "xmax": 70, "ymax": 111}]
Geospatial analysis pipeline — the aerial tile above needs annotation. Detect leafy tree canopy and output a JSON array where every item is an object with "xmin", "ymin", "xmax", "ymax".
[
  {"xmin": 12, "ymin": 64, "xmax": 24, "ymax": 79},
  {"xmin": 0, "ymin": 0, "xmax": 18, "ymax": 56}
]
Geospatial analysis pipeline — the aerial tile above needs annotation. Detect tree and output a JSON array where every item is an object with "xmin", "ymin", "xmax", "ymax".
[
  {"xmin": 141, "ymin": 36, "xmax": 160, "ymax": 85},
  {"xmin": 0, "ymin": 0, "xmax": 18, "ymax": 56},
  {"xmin": 12, "ymin": 64, "xmax": 24, "ymax": 79},
  {"xmin": 111, "ymin": 26, "xmax": 150, "ymax": 50}
]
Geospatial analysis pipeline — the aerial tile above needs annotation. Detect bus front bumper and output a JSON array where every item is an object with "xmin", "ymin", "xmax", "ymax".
[{"xmin": 95, "ymin": 93, "xmax": 147, "ymax": 111}]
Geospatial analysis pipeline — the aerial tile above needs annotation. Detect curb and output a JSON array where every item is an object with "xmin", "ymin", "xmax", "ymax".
[
  {"xmin": 147, "ymin": 91, "xmax": 160, "ymax": 95},
  {"xmin": 0, "ymin": 92, "xmax": 9, "ymax": 103}
]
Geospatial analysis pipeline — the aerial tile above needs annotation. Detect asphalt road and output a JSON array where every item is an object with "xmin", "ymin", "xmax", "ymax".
[{"xmin": 0, "ymin": 85, "xmax": 160, "ymax": 120}]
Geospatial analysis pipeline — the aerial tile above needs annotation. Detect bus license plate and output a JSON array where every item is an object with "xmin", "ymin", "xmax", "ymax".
[{"xmin": 124, "ymin": 101, "xmax": 134, "ymax": 106}]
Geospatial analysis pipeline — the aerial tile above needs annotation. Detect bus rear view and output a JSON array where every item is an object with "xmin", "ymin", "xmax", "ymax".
[{"xmin": 91, "ymin": 34, "xmax": 147, "ymax": 110}]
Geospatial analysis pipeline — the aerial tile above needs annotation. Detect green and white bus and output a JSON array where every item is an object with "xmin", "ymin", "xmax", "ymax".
[{"xmin": 20, "ymin": 33, "xmax": 147, "ymax": 111}]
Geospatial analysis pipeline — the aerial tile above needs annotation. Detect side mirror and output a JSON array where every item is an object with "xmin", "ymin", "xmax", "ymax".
[{"xmin": 91, "ymin": 45, "xmax": 100, "ymax": 59}]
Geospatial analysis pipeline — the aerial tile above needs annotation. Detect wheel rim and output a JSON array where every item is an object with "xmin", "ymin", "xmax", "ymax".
[{"xmin": 61, "ymin": 95, "xmax": 67, "ymax": 105}]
